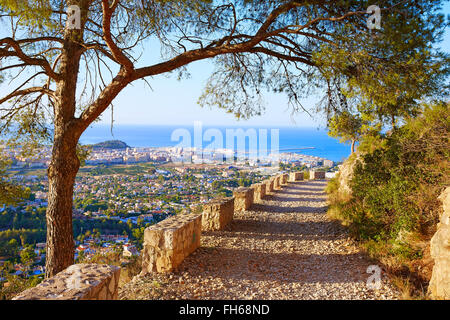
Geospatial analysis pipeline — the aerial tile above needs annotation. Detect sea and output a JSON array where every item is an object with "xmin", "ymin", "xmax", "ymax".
[{"xmin": 79, "ymin": 124, "xmax": 351, "ymax": 163}]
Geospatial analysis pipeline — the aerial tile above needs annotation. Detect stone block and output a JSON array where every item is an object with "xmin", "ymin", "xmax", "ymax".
[
  {"xmin": 141, "ymin": 212, "xmax": 202, "ymax": 274},
  {"xmin": 289, "ymin": 172, "xmax": 304, "ymax": 182},
  {"xmin": 252, "ymin": 183, "xmax": 266, "ymax": 202},
  {"xmin": 233, "ymin": 187, "xmax": 254, "ymax": 212},
  {"xmin": 202, "ymin": 197, "xmax": 234, "ymax": 231},
  {"xmin": 310, "ymin": 170, "xmax": 326, "ymax": 180},
  {"xmin": 273, "ymin": 175, "xmax": 282, "ymax": 190},
  {"xmin": 12, "ymin": 264, "xmax": 120, "ymax": 300},
  {"xmin": 263, "ymin": 179, "xmax": 273, "ymax": 193}
]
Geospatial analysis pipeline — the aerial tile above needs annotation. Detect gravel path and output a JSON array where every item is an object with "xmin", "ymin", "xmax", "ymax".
[{"xmin": 120, "ymin": 180, "xmax": 399, "ymax": 300}]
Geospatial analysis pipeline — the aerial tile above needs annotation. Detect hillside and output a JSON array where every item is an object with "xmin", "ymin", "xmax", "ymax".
[
  {"xmin": 325, "ymin": 103, "xmax": 449, "ymax": 298},
  {"xmin": 91, "ymin": 140, "xmax": 130, "ymax": 150}
]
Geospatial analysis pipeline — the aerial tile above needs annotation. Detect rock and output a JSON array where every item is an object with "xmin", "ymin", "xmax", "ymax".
[
  {"xmin": 13, "ymin": 264, "xmax": 120, "ymax": 300},
  {"xmin": 233, "ymin": 187, "xmax": 254, "ymax": 212},
  {"xmin": 202, "ymin": 197, "xmax": 235, "ymax": 231},
  {"xmin": 141, "ymin": 212, "xmax": 202, "ymax": 273},
  {"xmin": 428, "ymin": 187, "xmax": 450, "ymax": 299}
]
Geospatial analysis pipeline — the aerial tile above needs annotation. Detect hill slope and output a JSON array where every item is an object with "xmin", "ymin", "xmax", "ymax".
[{"xmin": 91, "ymin": 140, "xmax": 130, "ymax": 149}]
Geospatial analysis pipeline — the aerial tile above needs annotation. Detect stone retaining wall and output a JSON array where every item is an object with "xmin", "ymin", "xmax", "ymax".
[
  {"xmin": 310, "ymin": 170, "xmax": 326, "ymax": 180},
  {"xmin": 289, "ymin": 172, "xmax": 304, "ymax": 182},
  {"xmin": 233, "ymin": 187, "xmax": 254, "ymax": 212},
  {"xmin": 429, "ymin": 187, "xmax": 450, "ymax": 299},
  {"xmin": 252, "ymin": 183, "xmax": 266, "ymax": 202},
  {"xmin": 281, "ymin": 174, "xmax": 288, "ymax": 185},
  {"xmin": 141, "ymin": 212, "xmax": 202, "ymax": 273},
  {"xmin": 13, "ymin": 264, "xmax": 120, "ymax": 300},
  {"xmin": 202, "ymin": 197, "xmax": 234, "ymax": 231}
]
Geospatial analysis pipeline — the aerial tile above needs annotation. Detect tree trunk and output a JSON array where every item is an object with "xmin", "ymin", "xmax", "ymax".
[
  {"xmin": 45, "ymin": 135, "xmax": 80, "ymax": 278},
  {"xmin": 391, "ymin": 114, "xmax": 396, "ymax": 130},
  {"xmin": 351, "ymin": 139, "xmax": 356, "ymax": 154}
]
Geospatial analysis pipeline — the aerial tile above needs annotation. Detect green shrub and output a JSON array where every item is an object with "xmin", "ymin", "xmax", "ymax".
[{"xmin": 326, "ymin": 102, "xmax": 449, "ymax": 290}]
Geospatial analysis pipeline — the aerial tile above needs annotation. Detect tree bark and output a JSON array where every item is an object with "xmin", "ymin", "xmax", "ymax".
[
  {"xmin": 45, "ymin": 137, "xmax": 79, "ymax": 278},
  {"xmin": 391, "ymin": 114, "xmax": 396, "ymax": 130},
  {"xmin": 351, "ymin": 139, "xmax": 356, "ymax": 154}
]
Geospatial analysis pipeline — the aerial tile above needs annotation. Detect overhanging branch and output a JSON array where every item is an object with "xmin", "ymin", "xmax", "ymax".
[{"xmin": 0, "ymin": 37, "xmax": 61, "ymax": 81}]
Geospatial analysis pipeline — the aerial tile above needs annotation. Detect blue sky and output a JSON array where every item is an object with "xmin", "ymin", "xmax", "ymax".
[
  {"xmin": 97, "ymin": 59, "xmax": 323, "ymax": 127},
  {"xmin": 96, "ymin": 2, "xmax": 450, "ymax": 128},
  {"xmin": 94, "ymin": 42, "xmax": 323, "ymax": 128}
]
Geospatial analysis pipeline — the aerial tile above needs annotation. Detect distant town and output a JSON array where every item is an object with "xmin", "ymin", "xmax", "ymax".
[{"xmin": 5, "ymin": 140, "xmax": 335, "ymax": 169}]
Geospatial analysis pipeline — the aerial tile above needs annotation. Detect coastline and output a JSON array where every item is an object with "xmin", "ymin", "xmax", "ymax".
[{"xmin": 80, "ymin": 124, "xmax": 350, "ymax": 162}]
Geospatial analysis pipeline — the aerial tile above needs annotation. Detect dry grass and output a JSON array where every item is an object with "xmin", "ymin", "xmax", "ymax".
[
  {"xmin": 118, "ymin": 256, "xmax": 142, "ymax": 287},
  {"xmin": 390, "ymin": 275, "xmax": 431, "ymax": 300}
]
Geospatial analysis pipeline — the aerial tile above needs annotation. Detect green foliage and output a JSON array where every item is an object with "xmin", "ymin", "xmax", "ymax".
[
  {"xmin": 19, "ymin": 245, "xmax": 36, "ymax": 269},
  {"xmin": 217, "ymin": 188, "xmax": 233, "ymax": 198},
  {"xmin": 0, "ymin": 229, "xmax": 46, "ymax": 255},
  {"xmin": 325, "ymin": 173, "xmax": 340, "ymax": 196},
  {"xmin": 0, "ymin": 153, "xmax": 28, "ymax": 205},
  {"xmin": 91, "ymin": 140, "xmax": 129, "ymax": 149},
  {"xmin": 315, "ymin": 1, "xmax": 449, "ymax": 131},
  {"xmin": 131, "ymin": 226, "xmax": 145, "ymax": 245},
  {"xmin": 328, "ymin": 111, "xmax": 366, "ymax": 152},
  {"xmin": 76, "ymin": 144, "xmax": 91, "ymax": 167},
  {"xmin": 211, "ymin": 179, "xmax": 238, "ymax": 189},
  {"xmin": 327, "ymin": 102, "xmax": 449, "ymax": 281},
  {"xmin": 0, "ymin": 0, "xmax": 53, "ymax": 30},
  {"xmin": 0, "ymin": 273, "xmax": 42, "ymax": 300},
  {"xmin": 157, "ymin": 175, "xmax": 165, "ymax": 184}
]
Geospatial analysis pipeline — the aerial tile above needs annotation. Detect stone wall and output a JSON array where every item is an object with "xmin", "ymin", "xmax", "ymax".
[
  {"xmin": 141, "ymin": 212, "xmax": 202, "ymax": 274},
  {"xmin": 310, "ymin": 170, "xmax": 326, "ymax": 180},
  {"xmin": 289, "ymin": 172, "xmax": 304, "ymax": 182},
  {"xmin": 264, "ymin": 178, "xmax": 274, "ymax": 193},
  {"xmin": 202, "ymin": 197, "xmax": 234, "ymax": 231},
  {"xmin": 281, "ymin": 174, "xmax": 288, "ymax": 185},
  {"xmin": 429, "ymin": 187, "xmax": 450, "ymax": 299},
  {"xmin": 233, "ymin": 187, "xmax": 254, "ymax": 212},
  {"xmin": 13, "ymin": 264, "xmax": 120, "ymax": 300},
  {"xmin": 252, "ymin": 183, "xmax": 266, "ymax": 202},
  {"xmin": 273, "ymin": 175, "xmax": 281, "ymax": 190}
]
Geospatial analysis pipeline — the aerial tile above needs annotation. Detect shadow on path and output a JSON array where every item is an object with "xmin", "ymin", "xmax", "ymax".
[{"xmin": 177, "ymin": 180, "xmax": 368, "ymax": 287}]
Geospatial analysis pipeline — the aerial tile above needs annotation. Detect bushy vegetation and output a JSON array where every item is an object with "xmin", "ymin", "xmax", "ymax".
[
  {"xmin": 0, "ymin": 272, "xmax": 42, "ymax": 300},
  {"xmin": 326, "ymin": 103, "xmax": 449, "ymax": 295}
]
